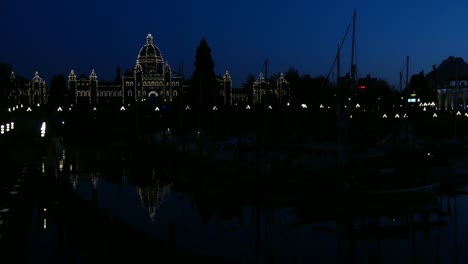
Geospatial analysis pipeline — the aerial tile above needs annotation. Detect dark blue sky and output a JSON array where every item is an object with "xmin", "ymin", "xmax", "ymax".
[{"xmin": 1, "ymin": 0, "xmax": 465, "ymax": 88}]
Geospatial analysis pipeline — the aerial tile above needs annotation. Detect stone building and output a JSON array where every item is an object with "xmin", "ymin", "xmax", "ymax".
[
  {"xmin": 8, "ymin": 71, "xmax": 47, "ymax": 109},
  {"xmin": 67, "ymin": 33, "xmax": 183, "ymax": 109}
]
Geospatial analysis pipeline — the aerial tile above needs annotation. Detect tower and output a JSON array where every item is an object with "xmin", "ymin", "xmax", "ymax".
[{"xmin": 68, "ymin": 69, "xmax": 77, "ymax": 106}]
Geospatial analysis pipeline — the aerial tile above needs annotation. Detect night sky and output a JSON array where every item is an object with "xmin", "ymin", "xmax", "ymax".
[{"xmin": 1, "ymin": 0, "xmax": 466, "ymax": 88}]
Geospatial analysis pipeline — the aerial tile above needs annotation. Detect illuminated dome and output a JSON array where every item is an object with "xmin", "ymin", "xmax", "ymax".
[
  {"xmin": 32, "ymin": 71, "xmax": 45, "ymax": 83},
  {"xmin": 136, "ymin": 33, "xmax": 164, "ymax": 75}
]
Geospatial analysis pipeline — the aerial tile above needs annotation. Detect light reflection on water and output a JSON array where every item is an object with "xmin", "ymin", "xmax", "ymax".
[
  {"xmin": 26, "ymin": 152, "xmax": 468, "ymax": 264},
  {"xmin": 67, "ymin": 173, "xmax": 467, "ymax": 263}
]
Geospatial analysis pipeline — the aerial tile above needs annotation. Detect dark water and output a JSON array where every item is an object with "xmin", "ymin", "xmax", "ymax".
[{"xmin": 2, "ymin": 145, "xmax": 468, "ymax": 264}]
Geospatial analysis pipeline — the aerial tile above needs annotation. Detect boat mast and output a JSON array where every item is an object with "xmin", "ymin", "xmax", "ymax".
[
  {"xmin": 264, "ymin": 58, "xmax": 268, "ymax": 147},
  {"xmin": 351, "ymin": 9, "xmax": 357, "ymax": 84},
  {"xmin": 337, "ymin": 44, "xmax": 341, "ymax": 155},
  {"xmin": 346, "ymin": 9, "xmax": 356, "ymax": 148}
]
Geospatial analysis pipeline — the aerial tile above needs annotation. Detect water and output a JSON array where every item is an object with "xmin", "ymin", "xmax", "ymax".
[{"xmin": 2, "ymin": 147, "xmax": 468, "ymax": 264}]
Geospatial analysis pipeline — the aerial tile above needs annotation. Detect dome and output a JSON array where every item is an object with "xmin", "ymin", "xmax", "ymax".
[{"xmin": 136, "ymin": 33, "xmax": 164, "ymax": 75}]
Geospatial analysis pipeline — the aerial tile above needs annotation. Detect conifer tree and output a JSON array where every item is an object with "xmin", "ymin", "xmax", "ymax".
[{"xmin": 190, "ymin": 38, "xmax": 218, "ymax": 131}]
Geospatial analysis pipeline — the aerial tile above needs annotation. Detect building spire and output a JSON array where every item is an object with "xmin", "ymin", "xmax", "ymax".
[{"xmin": 146, "ymin": 33, "xmax": 153, "ymax": 45}]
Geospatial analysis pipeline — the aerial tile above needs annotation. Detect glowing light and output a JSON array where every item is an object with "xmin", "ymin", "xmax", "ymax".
[
  {"xmin": 27, "ymin": 107, "xmax": 32, "ymax": 112},
  {"xmin": 93, "ymin": 107, "xmax": 97, "ymax": 111},
  {"xmin": 6, "ymin": 124, "xmax": 9, "ymax": 132},
  {"xmin": 423, "ymin": 107, "xmax": 426, "ymax": 111},
  {"xmin": 383, "ymin": 114, "xmax": 387, "ymax": 118},
  {"xmin": 185, "ymin": 105, "xmax": 190, "ymax": 110},
  {"xmin": 8, "ymin": 108, "xmax": 11, "ymax": 112},
  {"xmin": 43, "ymin": 218, "xmax": 47, "ymax": 229},
  {"xmin": 433, "ymin": 113, "xmax": 438, "ymax": 118},
  {"xmin": 40, "ymin": 122, "xmax": 46, "ymax": 137},
  {"xmin": 456, "ymin": 111, "xmax": 461, "ymax": 116},
  {"xmin": 465, "ymin": 113, "xmax": 468, "ymax": 117},
  {"xmin": 403, "ymin": 113, "xmax": 408, "ymax": 118},
  {"xmin": 10, "ymin": 122, "xmax": 14, "ymax": 129},
  {"xmin": 20, "ymin": 104, "xmax": 23, "ymax": 108},
  {"xmin": 57, "ymin": 107, "xmax": 62, "ymax": 111},
  {"xmin": 155, "ymin": 107, "xmax": 160, "ymax": 111},
  {"xmin": 301, "ymin": 104, "xmax": 308, "ymax": 109},
  {"xmin": 37, "ymin": 103, "xmax": 40, "ymax": 107},
  {"xmin": 1, "ymin": 125, "xmax": 4, "ymax": 134},
  {"xmin": 120, "ymin": 106, "xmax": 125, "ymax": 111},
  {"xmin": 213, "ymin": 106, "xmax": 218, "ymax": 110},
  {"xmin": 319, "ymin": 104, "xmax": 324, "ymax": 109},
  {"xmin": 268, "ymin": 105, "xmax": 272, "ymax": 109},
  {"xmin": 246, "ymin": 105, "xmax": 251, "ymax": 110},
  {"xmin": 356, "ymin": 103, "xmax": 360, "ymax": 109},
  {"xmin": 395, "ymin": 114, "xmax": 400, "ymax": 118}
]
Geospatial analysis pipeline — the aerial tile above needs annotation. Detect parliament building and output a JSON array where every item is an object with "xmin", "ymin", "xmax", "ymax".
[{"xmin": 8, "ymin": 33, "xmax": 291, "ymax": 110}]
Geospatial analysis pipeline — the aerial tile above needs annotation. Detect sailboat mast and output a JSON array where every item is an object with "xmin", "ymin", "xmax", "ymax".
[
  {"xmin": 336, "ymin": 43, "xmax": 342, "ymax": 163},
  {"xmin": 351, "ymin": 9, "xmax": 356, "ymax": 83}
]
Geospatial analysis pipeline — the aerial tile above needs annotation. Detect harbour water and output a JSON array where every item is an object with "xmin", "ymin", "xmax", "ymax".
[{"xmin": 1, "ymin": 144, "xmax": 467, "ymax": 264}]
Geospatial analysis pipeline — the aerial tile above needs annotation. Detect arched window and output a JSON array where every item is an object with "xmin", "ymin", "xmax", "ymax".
[
  {"xmin": 173, "ymin": 90, "xmax": 178, "ymax": 96},
  {"xmin": 128, "ymin": 90, "xmax": 133, "ymax": 97}
]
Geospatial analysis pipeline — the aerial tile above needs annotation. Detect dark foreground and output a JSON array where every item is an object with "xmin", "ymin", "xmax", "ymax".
[{"xmin": 1, "ymin": 129, "xmax": 468, "ymax": 263}]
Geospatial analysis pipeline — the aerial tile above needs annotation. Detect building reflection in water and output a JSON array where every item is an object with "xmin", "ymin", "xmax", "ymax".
[
  {"xmin": 136, "ymin": 179, "xmax": 173, "ymax": 222},
  {"xmin": 35, "ymin": 145, "xmax": 468, "ymax": 263}
]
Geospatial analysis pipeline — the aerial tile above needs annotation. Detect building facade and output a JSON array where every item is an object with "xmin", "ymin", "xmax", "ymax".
[
  {"xmin": 68, "ymin": 33, "xmax": 183, "ymax": 109},
  {"xmin": 437, "ymin": 80, "xmax": 468, "ymax": 111},
  {"xmin": 7, "ymin": 33, "xmax": 291, "ymax": 110},
  {"xmin": 8, "ymin": 71, "xmax": 47, "ymax": 109}
]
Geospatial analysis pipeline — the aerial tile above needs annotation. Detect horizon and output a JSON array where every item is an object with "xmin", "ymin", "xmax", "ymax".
[{"xmin": 2, "ymin": 0, "xmax": 468, "ymax": 89}]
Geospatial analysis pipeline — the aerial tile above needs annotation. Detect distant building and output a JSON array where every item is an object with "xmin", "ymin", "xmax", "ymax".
[
  {"xmin": 8, "ymin": 71, "xmax": 47, "ymax": 108},
  {"xmin": 7, "ymin": 33, "xmax": 291, "ymax": 110},
  {"xmin": 222, "ymin": 72, "xmax": 290, "ymax": 107},
  {"xmin": 437, "ymin": 80, "xmax": 468, "ymax": 110},
  {"xmin": 68, "ymin": 33, "xmax": 183, "ymax": 109}
]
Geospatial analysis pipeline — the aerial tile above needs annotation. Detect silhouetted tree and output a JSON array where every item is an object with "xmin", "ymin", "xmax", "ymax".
[
  {"xmin": 114, "ymin": 66, "xmax": 122, "ymax": 84},
  {"xmin": 0, "ymin": 62, "xmax": 12, "ymax": 109},
  {"xmin": 407, "ymin": 72, "xmax": 435, "ymax": 102},
  {"xmin": 283, "ymin": 67, "xmax": 301, "ymax": 105},
  {"xmin": 190, "ymin": 37, "xmax": 218, "ymax": 131},
  {"xmin": 242, "ymin": 73, "xmax": 255, "ymax": 89},
  {"xmin": 49, "ymin": 74, "xmax": 67, "ymax": 109},
  {"xmin": 124, "ymin": 68, "xmax": 133, "ymax": 77}
]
